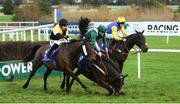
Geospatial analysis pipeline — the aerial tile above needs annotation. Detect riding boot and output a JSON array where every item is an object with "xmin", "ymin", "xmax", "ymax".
[{"xmin": 47, "ymin": 44, "xmax": 59, "ymax": 58}]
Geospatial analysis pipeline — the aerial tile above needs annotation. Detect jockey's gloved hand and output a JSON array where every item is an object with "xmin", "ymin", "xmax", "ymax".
[
  {"xmin": 105, "ymin": 48, "xmax": 108, "ymax": 53},
  {"xmin": 122, "ymin": 38, "xmax": 126, "ymax": 42},
  {"xmin": 98, "ymin": 51, "xmax": 102, "ymax": 57}
]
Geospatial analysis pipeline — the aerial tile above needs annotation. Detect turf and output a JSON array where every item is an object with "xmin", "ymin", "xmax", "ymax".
[{"xmin": 0, "ymin": 15, "xmax": 13, "ymax": 22}]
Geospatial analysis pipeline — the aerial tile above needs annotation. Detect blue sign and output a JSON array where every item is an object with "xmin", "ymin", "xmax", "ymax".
[
  {"xmin": 56, "ymin": 9, "xmax": 62, "ymax": 19},
  {"xmin": 38, "ymin": 22, "xmax": 80, "ymax": 35},
  {"xmin": 68, "ymin": 22, "xmax": 79, "ymax": 34}
]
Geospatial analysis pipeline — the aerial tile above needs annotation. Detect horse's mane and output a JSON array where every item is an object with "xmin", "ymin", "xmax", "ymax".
[
  {"xmin": 126, "ymin": 33, "xmax": 137, "ymax": 39},
  {"xmin": 78, "ymin": 17, "xmax": 91, "ymax": 39}
]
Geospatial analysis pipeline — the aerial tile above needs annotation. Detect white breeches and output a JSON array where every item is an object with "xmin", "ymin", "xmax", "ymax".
[{"xmin": 49, "ymin": 40, "xmax": 62, "ymax": 46}]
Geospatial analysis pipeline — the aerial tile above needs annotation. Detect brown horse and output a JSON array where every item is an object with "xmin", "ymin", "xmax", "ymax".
[
  {"xmin": 60, "ymin": 17, "xmax": 129, "ymax": 95},
  {"xmin": 108, "ymin": 30, "xmax": 149, "ymax": 74},
  {"xmin": 66, "ymin": 55, "xmax": 128, "ymax": 96},
  {"xmin": 22, "ymin": 39, "xmax": 96, "ymax": 93}
]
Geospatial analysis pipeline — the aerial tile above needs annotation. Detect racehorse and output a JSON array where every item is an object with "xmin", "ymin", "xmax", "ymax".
[
  {"xmin": 60, "ymin": 17, "xmax": 128, "ymax": 96},
  {"xmin": 22, "ymin": 39, "xmax": 96, "ymax": 93},
  {"xmin": 65, "ymin": 30, "xmax": 148, "ymax": 95},
  {"xmin": 70, "ymin": 55, "xmax": 128, "ymax": 96},
  {"xmin": 108, "ymin": 30, "xmax": 148, "ymax": 74}
]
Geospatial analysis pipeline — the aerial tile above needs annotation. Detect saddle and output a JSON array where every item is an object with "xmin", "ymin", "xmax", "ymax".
[{"xmin": 77, "ymin": 54, "xmax": 88, "ymax": 70}]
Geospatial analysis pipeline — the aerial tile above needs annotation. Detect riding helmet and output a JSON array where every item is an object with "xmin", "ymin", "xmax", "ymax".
[
  {"xmin": 59, "ymin": 18, "xmax": 68, "ymax": 26},
  {"xmin": 97, "ymin": 24, "xmax": 106, "ymax": 33},
  {"xmin": 117, "ymin": 16, "xmax": 126, "ymax": 24}
]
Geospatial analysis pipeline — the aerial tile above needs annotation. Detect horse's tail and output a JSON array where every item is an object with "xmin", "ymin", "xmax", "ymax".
[
  {"xmin": 23, "ymin": 44, "xmax": 42, "ymax": 63},
  {"xmin": 78, "ymin": 16, "xmax": 91, "ymax": 39}
]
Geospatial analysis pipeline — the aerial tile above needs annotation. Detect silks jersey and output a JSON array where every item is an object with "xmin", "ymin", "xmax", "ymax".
[
  {"xmin": 50, "ymin": 24, "xmax": 68, "ymax": 41},
  {"xmin": 106, "ymin": 21, "xmax": 127, "ymax": 41},
  {"xmin": 84, "ymin": 28, "xmax": 107, "ymax": 52}
]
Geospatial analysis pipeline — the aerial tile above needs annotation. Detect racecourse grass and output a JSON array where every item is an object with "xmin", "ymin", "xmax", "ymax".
[
  {"xmin": 0, "ymin": 53, "xmax": 180, "ymax": 103},
  {"xmin": 0, "ymin": 36, "xmax": 180, "ymax": 103},
  {"xmin": 0, "ymin": 15, "xmax": 13, "ymax": 22}
]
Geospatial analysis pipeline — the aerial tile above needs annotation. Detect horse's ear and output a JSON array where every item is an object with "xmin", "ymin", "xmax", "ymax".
[
  {"xmin": 135, "ymin": 30, "xmax": 138, "ymax": 33},
  {"xmin": 142, "ymin": 30, "xmax": 145, "ymax": 34},
  {"xmin": 123, "ymin": 74, "xmax": 128, "ymax": 78}
]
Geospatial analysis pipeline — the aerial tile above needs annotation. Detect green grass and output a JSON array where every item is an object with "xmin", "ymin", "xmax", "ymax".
[
  {"xmin": 145, "ymin": 36, "xmax": 180, "ymax": 49},
  {"xmin": 0, "ymin": 36, "xmax": 180, "ymax": 103},
  {"xmin": 0, "ymin": 53, "xmax": 180, "ymax": 103},
  {"xmin": 0, "ymin": 15, "xmax": 13, "ymax": 22}
]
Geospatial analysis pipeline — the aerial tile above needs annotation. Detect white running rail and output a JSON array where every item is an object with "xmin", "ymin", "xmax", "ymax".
[
  {"xmin": 0, "ymin": 24, "xmax": 53, "ymax": 41},
  {"xmin": 136, "ymin": 49, "xmax": 180, "ymax": 79},
  {"xmin": 0, "ymin": 21, "xmax": 38, "ymax": 27}
]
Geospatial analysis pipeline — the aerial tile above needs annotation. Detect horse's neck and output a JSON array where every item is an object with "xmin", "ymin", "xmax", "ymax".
[
  {"xmin": 125, "ymin": 35, "xmax": 136, "ymax": 51},
  {"xmin": 67, "ymin": 41, "xmax": 83, "ymax": 56}
]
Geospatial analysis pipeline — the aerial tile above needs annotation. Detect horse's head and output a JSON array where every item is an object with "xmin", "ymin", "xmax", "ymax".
[
  {"xmin": 112, "ymin": 74, "xmax": 128, "ymax": 95},
  {"xmin": 133, "ymin": 30, "xmax": 148, "ymax": 52},
  {"xmin": 82, "ymin": 40, "xmax": 96, "ymax": 62}
]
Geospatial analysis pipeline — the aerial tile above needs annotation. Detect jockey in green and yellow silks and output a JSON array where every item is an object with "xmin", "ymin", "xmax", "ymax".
[
  {"xmin": 46, "ymin": 18, "xmax": 69, "ymax": 59},
  {"xmin": 106, "ymin": 16, "xmax": 128, "ymax": 41}
]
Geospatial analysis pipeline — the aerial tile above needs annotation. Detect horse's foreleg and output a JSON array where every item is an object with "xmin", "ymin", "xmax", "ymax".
[
  {"xmin": 44, "ymin": 68, "xmax": 52, "ymax": 90},
  {"xmin": 64, "ymin": 66, "xmax": 89, "ymax": 93},
  {"xmin": 98, "ymin": 81, "xmax": 113, "ymax": 96},
  {"xmin": 69, "ymin": 69, "xmax": 82, "ymax": 90},
  {"xmin": 65, "ymin": 74, "xmax": 70, "ymax": 93},
  {"xmin": 23, "ymin": 62, "xmax": 42, "ymax": 89},
  {"xmin": 60, "ymin": 72, "xmax": 66, "ymax": 89},
  {"xmin": 118, "ymin": 62, "xmax": 124, "ymax": 74}
]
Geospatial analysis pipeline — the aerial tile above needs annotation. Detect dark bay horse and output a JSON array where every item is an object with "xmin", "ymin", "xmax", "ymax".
[
  {"xmin": 108, "ymin": 30, "xmax": 149, "ymax": 74},
  {"xmin": 64, "ymin": 55, "xmax": 128, "ymax": 96},
  {"xmin": 61, "ymin": 30, "xmax": 148, "ymax": 95},
  {"xmin": 22, "ymin": 39, "xmax": 96, "ymax": 93}
]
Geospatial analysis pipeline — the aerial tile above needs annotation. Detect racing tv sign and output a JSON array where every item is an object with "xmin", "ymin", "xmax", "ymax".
[{"xmin": 144, "ymin": 22, "xmax": 180, "ymax": 36}]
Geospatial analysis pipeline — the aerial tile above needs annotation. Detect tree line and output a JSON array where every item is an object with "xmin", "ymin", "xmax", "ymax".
[{"xmin": 1, "ymin": 0, "xmax": 179, "ymax": 21}]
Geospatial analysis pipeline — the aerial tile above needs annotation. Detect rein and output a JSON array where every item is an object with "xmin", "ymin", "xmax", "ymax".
[
  {"xmin": 99, "ymin": 57, "xmax": 109, "ymax": 77},
  {"xmin": 123, "ymin": 40, "xmax": 139, "ymax": 55},
  {"xmin": 115, "ymin": 38, "xmax": 139, "ymax": 56},
  {"xmin": 93, "ymin": 51, "xmax": 109, "ymax": 77},
  {"xmin": 122, "ymin": 41, "xmax": 129, "ymax": 55}
]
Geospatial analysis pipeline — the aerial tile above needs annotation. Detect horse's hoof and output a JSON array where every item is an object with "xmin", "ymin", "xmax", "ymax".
[
  {"xmin": 120, "ymin": 91, "xmax": 125, "ymax": 95},
  {"xmin": 60, "ymin": 84, "xmax": 65, "ymax": 89},
  {"xmin": 22, "ymin": 84, "xmax": 28, "ymax": 89},
  {"xmin": 114, "ymin": 92, "xmax": 120, "ymax": 96},
  {"xmin": 85, "ymin": 88, "xmax": 92, "ymax": 94},
  {"xmin": 108, "ymin": 88, "xmax": 113, "ymax": 95}
]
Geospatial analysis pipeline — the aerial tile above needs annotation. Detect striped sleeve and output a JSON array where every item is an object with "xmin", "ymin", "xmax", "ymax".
[{"xmin": 112, "ymin": 26, "xmax": 121, "ymax": 40}]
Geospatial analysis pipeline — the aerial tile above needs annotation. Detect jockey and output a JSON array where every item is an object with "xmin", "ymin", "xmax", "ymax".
[
  {"xmin": 46, "ymin": 18, "xmax": 69, "ymax": 58},
  {"xmin": 106, "ymin": 16, "xmax": 128, "ymax": 42},
  {"xmin": 83, "ymin": 24, "xmax": 108, "ymax": 57}
]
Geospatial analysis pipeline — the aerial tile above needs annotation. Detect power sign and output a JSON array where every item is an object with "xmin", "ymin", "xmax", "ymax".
[{"xmin": 0, "ymin": 61, "xmax": 32, "ymax": 78}]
